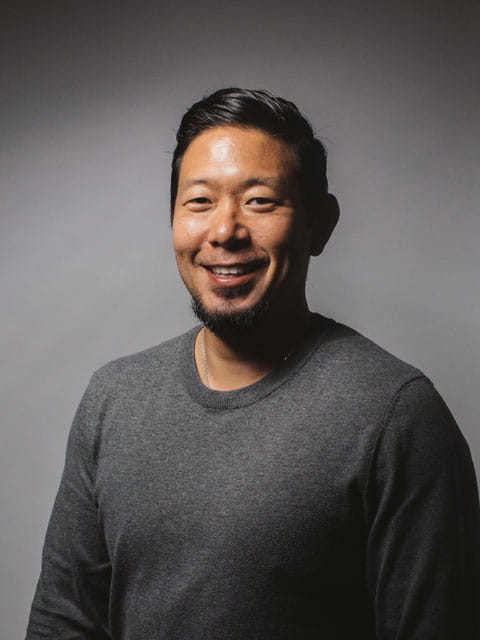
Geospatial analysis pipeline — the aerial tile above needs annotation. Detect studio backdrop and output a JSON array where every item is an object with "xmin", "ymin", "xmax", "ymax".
[{"xmin": 1, "ymin": 1, "xmax": 479, "ymax": 637}]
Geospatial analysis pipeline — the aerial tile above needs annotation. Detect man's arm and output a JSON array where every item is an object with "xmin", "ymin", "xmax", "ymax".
[
  {"xmin": 26, "ymin": 375, "xmax": 111, "ymax": 639},
  {"xmin": 365, "ymin": 376, "xmax": 480, "ymax": 639}
]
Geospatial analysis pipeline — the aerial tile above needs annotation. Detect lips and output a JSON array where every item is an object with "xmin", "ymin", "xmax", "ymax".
[
  {"xmin": 209, "ymin": 264, "xmax": 257, "ymax": 276},
  {"xmin": 202, "ymin": 259, "xmax": 267, "ymax": 290}
]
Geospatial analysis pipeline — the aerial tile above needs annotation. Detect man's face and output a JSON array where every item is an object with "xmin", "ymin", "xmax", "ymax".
[{"xmin": 172, "ymin": 126, "xmax": 317, "ymax": 329}]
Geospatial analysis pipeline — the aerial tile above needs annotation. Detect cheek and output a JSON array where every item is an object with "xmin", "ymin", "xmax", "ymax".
[
  {"xmin": 254, "ymin": 218, "xmax": 292, "ymax": 249},
  {"xmin": 172, "ymin": 217, "xmax": 204, "ymax": 255},
  {"xmin": 255, "ymin": 218, "xmax": 307, "ymax": 259}
]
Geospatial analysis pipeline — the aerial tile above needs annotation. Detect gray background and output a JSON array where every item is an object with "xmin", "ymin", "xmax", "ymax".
[{"xmin": 2, "ymin": 0, "xmax": 479, "ymax": 636}]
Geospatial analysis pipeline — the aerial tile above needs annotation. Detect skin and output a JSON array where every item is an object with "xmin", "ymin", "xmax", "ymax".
[{"xmin": 172, "ymin": 125, "xmax": 337, "ymax": 390}]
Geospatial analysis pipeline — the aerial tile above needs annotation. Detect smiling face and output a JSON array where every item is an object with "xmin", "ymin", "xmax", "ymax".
[{"xmin": 172, "ymin": 126, "xmax": 319, "ymax": 333}]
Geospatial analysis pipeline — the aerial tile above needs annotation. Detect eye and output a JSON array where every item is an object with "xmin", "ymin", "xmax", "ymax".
[
  {"xmin": 249, "ymin": 197, "xmax": 271, "ymax": 205},
  {"xmin": 185, "ymin": 197, "xmax": 211, "ymax": 211},
  {"xmin": 247, "ymin": 197, "xmax": 277, "ymax": 211}
]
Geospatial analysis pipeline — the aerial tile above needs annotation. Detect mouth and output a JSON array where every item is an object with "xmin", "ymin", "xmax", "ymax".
[
  {"xmin": 208, "ymin": 263, "xmax": 259, "ymax": 276},
  {"xmin": 202, "ymin": 259, "xmax": 267, "ymax": 290}
]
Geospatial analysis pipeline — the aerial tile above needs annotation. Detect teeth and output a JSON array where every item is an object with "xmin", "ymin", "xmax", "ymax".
[{"xmin": 211, "ymin": 266, "xmax": 248, "ymax": 275}]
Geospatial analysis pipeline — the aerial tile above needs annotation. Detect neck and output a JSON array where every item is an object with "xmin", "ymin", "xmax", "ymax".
[{"xmin": 195, "ymin": 304, "xmax": 316, "ymax": 391}]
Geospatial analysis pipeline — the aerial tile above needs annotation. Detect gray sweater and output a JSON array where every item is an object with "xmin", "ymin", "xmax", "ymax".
[{"xmin": 26, "ymin": 318, "xmax": 480, "ymax": 639}]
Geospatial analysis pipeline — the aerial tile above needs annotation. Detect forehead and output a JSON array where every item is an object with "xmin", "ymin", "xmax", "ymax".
[{"xmin": 177, "ymin": 126, "xmax": 297, "ymax": 187}]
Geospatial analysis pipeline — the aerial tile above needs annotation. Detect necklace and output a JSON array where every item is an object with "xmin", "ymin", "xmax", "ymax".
[
  {"xmin": 199, "ymin": 327, "xmax": 210, "ymax": 388},
  {"xmin": 198, "ymin": 326, "xmax": 298, "ymax": 389}
]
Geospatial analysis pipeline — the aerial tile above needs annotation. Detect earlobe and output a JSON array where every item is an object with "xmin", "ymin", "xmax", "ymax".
[{"xmin": 310, "ymin": 194, "xmax": 340, "ymax": 256}]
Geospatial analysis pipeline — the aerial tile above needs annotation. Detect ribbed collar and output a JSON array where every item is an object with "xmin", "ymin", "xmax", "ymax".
[{"xmin": 180, "ymin": 314, "xmax": 336, "ymax": 410}]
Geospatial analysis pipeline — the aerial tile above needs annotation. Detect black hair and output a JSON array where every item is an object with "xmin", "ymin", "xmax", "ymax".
[{"xmin": 170, "ymin": 88, "xmax": 328, "ymax": 219}]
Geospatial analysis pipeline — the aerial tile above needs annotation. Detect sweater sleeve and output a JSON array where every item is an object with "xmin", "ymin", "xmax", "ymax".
[
  {"xmin": 365, "ymin": 376, "xmax": 480, "ymax": 640},
  {"xmin": 26, "ymin": 375, "xmax": 112, "ymax": 639}
]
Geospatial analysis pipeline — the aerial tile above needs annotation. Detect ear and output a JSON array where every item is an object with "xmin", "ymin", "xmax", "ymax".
[{"xmin": 309, "ymin": 194, "xmax": 340, "ymax": 257}]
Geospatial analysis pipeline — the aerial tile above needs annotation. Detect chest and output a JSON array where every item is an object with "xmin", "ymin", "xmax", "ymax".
[{"xmin": 93, "ymin": 388, "xmax": 372, "ymax": 579}]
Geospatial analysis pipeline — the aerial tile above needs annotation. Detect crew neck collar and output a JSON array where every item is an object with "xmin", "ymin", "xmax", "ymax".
[{"xmin": 180, "ymin": 314, "xmax": 335, "ymax": 410}]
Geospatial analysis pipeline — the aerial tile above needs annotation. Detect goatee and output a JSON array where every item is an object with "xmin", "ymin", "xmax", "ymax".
[{"xmin": 191, "ymin": 296, "xmax": 270, "ymax": 339}]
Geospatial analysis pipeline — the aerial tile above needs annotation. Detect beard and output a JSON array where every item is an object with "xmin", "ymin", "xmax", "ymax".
[{"xmin": 191, "ymin": 293, "xmax": 270, "ymax": 339}]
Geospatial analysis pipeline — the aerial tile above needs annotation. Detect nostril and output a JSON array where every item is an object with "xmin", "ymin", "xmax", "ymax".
[
  {"xmin": 209, "ymin": 234, "xmax": 250, "ymax": 250},
  {"xmin": 207, "ymin": 215, "xmax": 250, "ymax": 248}
]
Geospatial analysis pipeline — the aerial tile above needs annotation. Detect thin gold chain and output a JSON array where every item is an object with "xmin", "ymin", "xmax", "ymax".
[{"xmin": 199, "ymin": 327, "xmax": 210, "ymax": 388}]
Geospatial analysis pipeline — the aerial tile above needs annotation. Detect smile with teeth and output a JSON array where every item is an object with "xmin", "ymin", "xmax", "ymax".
[
  {"xmin": 203, "ymin": 261, "xmax": 265, "ymax": 288},
  {"xmin": 209, "ymin": 265, "xmax": 253, "ymax": 276},
  {"xmin": 205, "ymin": 260, "xmax": 265, "ymax": 275}
]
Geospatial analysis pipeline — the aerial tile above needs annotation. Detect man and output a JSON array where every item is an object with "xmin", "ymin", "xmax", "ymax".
[{"xmin": 27, "ymin": 88, "xmax": 480, "ymax": 639}]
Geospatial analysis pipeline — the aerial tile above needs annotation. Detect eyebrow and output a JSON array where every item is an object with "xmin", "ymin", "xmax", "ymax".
[{"xmin": 178, "ymin": 177, "xmax": 283, "ymax": 191}]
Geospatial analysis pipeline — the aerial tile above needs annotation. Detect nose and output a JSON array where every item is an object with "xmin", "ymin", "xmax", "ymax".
[{"xmin": 206, "ymin": 199, "xmax": 250, "ymax": 249}]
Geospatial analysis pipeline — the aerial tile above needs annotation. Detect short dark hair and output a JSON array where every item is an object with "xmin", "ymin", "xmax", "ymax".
[{"xmin": 170, "ymin": 88, "xmax": 328, "ymax": 219}]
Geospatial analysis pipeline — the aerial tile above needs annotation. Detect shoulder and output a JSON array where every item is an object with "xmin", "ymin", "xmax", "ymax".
[
  {"xmin": 374, "ymin": 374, "xmax": 468, "ymax": 466},
  {"xmin": 68, "ymin": 327, "xmax": 198, "ymax": 445},
  {"xmin": 320, "ymin": 321, "xmax": 422, "ymax": 380},
  {"xmin": 319, "ymin": 323, "xmax": 475, "ymax": 483},
  {"xmin": 79, "ymin": 327, "xmax": 198, "ymax": 405},
  {"xmin": 309, "ymin": 320, "xmax": 425, "ymax": 402}
]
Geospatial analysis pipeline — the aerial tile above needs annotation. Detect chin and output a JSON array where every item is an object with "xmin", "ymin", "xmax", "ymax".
[{"xmin": 191, "ymin": 295, "xmax": 270, "ymax": 338}]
